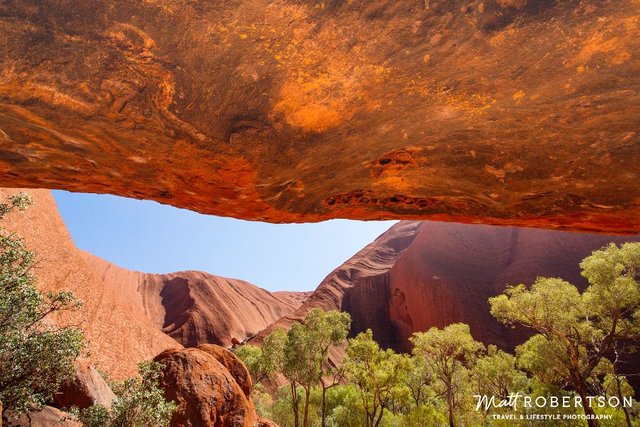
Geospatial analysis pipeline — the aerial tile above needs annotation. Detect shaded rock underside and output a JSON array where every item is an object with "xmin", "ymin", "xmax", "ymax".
[{"xmin": 0, "ymin": 1, "xmax": 639, "ymax": 232}]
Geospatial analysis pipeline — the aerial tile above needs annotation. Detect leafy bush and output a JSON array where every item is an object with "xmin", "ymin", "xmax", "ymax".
[{"xmin": 75, "ymin": 361, "xmax": 176, "ymax": 427}]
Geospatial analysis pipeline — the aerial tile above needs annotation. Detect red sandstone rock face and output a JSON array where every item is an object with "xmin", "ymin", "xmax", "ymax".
[
  {"xmin": 53, "ymin": 359, "xmax": 116, "ymax": 410},
  {"xmin": 83, "ymin": 251, "xmax": 306, "ymax": 348},
  {"xmin": 154, "ymin": 347, "xmax": 258, "ymax": 427},
  {"xmin": 272, "ymin": 291, "xmax": 313, "ymax": 309},
  {"xmin": 381, "ymin": 222, "xmax": 640, "ymax": 351},
  {"xmin": 0, "ymin": 188, "xmax": 180, "ymax": 379},
  {"xmin": 1, "ymin": 1, "xmax": 639, "ymax": 232},
  {"xmin": 140, "ymin": 271, "xmax": 305, "ymax": 348},
  {"xmin": 256, "ymin": 221, "xmax": 640, "ymax": 354}
]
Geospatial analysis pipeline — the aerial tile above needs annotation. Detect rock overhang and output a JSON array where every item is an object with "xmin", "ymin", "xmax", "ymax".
[{"xmin": 0, "ymin": 0, "xmax": 639, "ymax": 233}]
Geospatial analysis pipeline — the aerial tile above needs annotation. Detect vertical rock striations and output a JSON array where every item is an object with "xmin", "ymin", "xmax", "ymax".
[{"xmin": 255, "ymin": 221, "xmax": 640, "ymax": 354}]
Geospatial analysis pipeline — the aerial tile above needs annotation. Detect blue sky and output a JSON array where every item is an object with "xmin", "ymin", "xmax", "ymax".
[{"xmin": 53, "ymin": 191, "xmax": 397, "ymax": 292}]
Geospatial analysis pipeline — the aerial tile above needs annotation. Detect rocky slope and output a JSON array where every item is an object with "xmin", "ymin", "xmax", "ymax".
[
  {"xmin": 0, "ymin": 188, "xmax": 306, "ymax": 378},
  {"xmin": 1, "ymin": 1, "xmax": 640, "ymax": 232},
  {"xmin": 255, "ymin": 221, "xmax": 640, "ymax": 353},
  {"xmin": 378, "ymin": 221, "xmax": 640, "ymax": 351},
  {"xmin": 83, "ymin": 252, "xmax": 305, "ymax": 348}
]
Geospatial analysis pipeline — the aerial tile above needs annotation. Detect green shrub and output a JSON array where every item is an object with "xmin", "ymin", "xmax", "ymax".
[{"xmin": 75, "ymin": 361, "xmax": 176, "ymax": 427}]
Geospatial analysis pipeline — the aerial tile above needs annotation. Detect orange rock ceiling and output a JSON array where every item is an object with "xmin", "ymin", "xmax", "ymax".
[{"xmin": 1, "ymin": 0, "xmax": 639, "ymax": 232}]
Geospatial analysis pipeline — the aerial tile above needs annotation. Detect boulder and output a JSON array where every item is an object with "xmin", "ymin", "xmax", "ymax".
[
  {"xmin": 154, "ymin": 347, "xmax": 257, "ymax": 427},
  {"xmin": 197, "ymin": 345, "xmax": 252, "ymax": 397},
  {"xmin": 4, "ymin": 406, "xmax": 81, "ymax": 427},
  {"xmin": 53, "ymin": 359, "xmax": 116, "ymax": 410}
]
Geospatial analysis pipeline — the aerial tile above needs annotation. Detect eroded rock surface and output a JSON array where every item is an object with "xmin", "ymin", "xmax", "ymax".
[
  {"xmin": 198, "ymin": 344, "xmax": 253, "ymax": 397},
  {"xmin": 139, "ymin": 271, "xmax": 305, "ymax": 348},
  {"xmin": 1, "ymin": 1, "xmax": 639, "ymax": 232},
  {"xmin": 84, "ymin": 252, "xmax": 307, "ymax": 348},
  {"xmin": 4, "ymin": 406, "xmax": 81, "ymax": 427}
]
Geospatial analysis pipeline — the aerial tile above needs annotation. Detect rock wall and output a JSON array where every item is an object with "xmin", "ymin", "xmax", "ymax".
[
  {"xmin": 84, "ymin": 252, "xmax": 306, "ymax": 348},
  {"xmin": 256, "ymin": 221, "xmax": 640, "ymax": 355},
  {"xmin": 140, "ymin": 271, "xmax": 306, "ymax": 348}
]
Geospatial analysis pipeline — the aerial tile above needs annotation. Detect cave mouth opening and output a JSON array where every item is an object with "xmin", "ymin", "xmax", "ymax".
[{"xmin": 52, "ymin": 190, "xmax": 398, "ymax": 293}]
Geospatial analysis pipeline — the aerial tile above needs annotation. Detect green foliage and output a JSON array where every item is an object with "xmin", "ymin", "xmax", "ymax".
[
  {"xmin": 324, "ymin": 384, "xmax": 365, "ymax": 427},
  {"xmin": 472, "ymin": 345, "xmax": 528, "ymax": 401},
  {"xmin": 283, "ymin": 308, "xmax": 351, "ymax": 389},
  {"xmin": 490, "ymin": 277, "xmax": 589, "ymax": 335},
  {"xmin": 262, "ymin": 327, "xmax": 288, "ymax": 374},
  {"xmin": 411, "ymin": 323, "xmax": 484, "ymax": 427},
  {"xmin": 74, "ymin": 404, "xmax": 110, "ymax": 427},
  {"xmin": 0, "ymin": 193, "xmax": 86, "ymax": 414},
  {"xmin": 253, "ymin": 309, "xmax": 351, "ymax": 427},
  {"xmin": 250, "ymin": 383, "xmax": 275, "ymax": 420},
  {"xmin": 75, "ymin": 361, "xmax": 176, "ymax": 427},
  {"xmin": 344, "ymin": 329, "xmax": 410, "ymax": 427},
  {"xmin": 490, "ymin": 242, "xmax": 640, "ymax": 427},
  {"xmin": 0, "ymin": 193, "xmax": 32, "ymax": 219},
  {"xmin": 396, "ymin": 404, "xmax": 447, "ymax": 427},
  {"xmin": 580, "ymin": 243, "xmax": 640, "ymax": 338},
  {"xmin": 265, "ymin": 383, "xmax": 368, "ymax": 427},
  {"xmin": 515, "ymin": 334, "xmax": 571, "ymax": 386},
  {"xmin": 269, "ymin": 385, "xmax": 305, "ymax": 427},
  {"xmin": 235, "ymin": 344, "xmax": 267, "ymax": 385}
]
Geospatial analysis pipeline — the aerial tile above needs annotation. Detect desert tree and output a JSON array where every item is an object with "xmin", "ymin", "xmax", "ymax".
[
  {"xmin": 410, "ymin": 323, "xmax": 484, "ymax": 427},
  {"xmin": 344, "ymin": 329, "xmax": 410, "ymax": 427},
  {"xmin": 490, "ymin": 242, "xmax": 640, "ymax": 427}
]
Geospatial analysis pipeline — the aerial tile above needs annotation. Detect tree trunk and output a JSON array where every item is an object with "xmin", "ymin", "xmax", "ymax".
[
  {"xmin": 303, "ymin": 386, "xmax": 311, "ymax": 427},
  {"xmin": 374, "ymin": 407, "xmax": 385, "ymax": 427},
  {"xmin": 447, "ymin": 390, "xmax": 456, "ymax": 427},
  {"xmin": 291, "ymin": 382, "xmax": 300, "ymax": 427},
  {"xmin": 575, "ymin": 380, "xmax": 599, "ymax": 427},
  {"xmin": 321, "ymin": 385, "xmax": 327, "ymax": 427},
  {"xmin": 366, "ymin": 405, "xmax": 376, "ymax": 427},
  {"xmin": 614, "ymin": 374, "xmax": 632, "ymax": 427}
]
